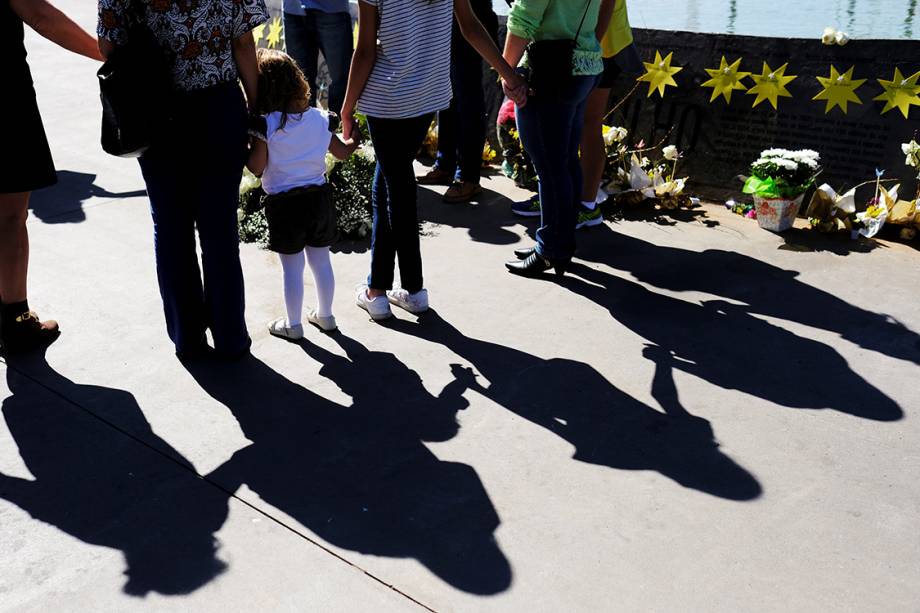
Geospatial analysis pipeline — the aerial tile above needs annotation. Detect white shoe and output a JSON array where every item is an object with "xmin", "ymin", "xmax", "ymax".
[
  {"xmin": 355, "ymin": 285, "xmax": 392, "ymax": 321},
  {"xmin": 268, "ymin": 317, "xmax": 304, "ymax": 340},
  {"xmin": 307, "ymin": 309, "xmax": 337, "ymax": 333},
  {"xmin": 386, "ymin": 288, "xmax": 429, "ymax": 314}
]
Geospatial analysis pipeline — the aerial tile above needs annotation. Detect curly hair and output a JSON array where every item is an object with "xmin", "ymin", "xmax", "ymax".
[{"xmin": 255, "ymin": 48, "xmax": 312, "ymax": 130}]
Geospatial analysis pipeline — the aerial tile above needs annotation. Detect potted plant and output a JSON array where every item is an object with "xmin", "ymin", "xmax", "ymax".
[{"xmin": 743, "ymin": 148, "xmax": 821, "ymax": 232}]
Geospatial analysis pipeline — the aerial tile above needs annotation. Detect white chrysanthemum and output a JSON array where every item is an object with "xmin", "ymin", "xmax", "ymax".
[
  {"xmin": 773, "ymin": 159, "xmax": 799, "ymax": 171},
  {"xmin": 662, "ymin": 145, "xmax": 680, "ymax": 161},
  {"xmin": 760, "ymin": 148, "xmax": 790, "ymax": 158},
  {"xmin": 786, "ymin": 153, "xmax": 819, "ymax": 169}
]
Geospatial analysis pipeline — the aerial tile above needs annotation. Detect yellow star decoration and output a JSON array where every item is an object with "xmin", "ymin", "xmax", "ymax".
[
  {"xmin": 701, "ymin": 56, "xmax": 750, "ymax": 104},
  {"xmin": 251, "ymin": 23, "xmax": 265, "ymax": 46},
  {"xmin": 813, "ymin": 65, "xmax": 866, "ymax": 114},
  {"xmin": 637, "ymin": 51, "xmax": 683, "ymax": 98},
  {"xmin": 747, "ymin": 62, "xmax": 797, "ymax": 110},
  {"xmin": 266, "ymin": 17, "xmax": 283, "ymax": 49},
  {"xmin": 873, "ymin": 68, "xmax": 920, "ymax": 118}
]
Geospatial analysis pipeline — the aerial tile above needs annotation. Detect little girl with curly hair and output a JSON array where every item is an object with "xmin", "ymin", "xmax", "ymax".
[{"xmin": 247, "ymin": 48, "xmax": 358, "ymax": 339}]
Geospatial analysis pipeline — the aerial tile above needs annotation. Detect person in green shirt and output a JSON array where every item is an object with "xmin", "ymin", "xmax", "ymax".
[
  {"xmin": 579, "ymin": 0, "xmax": 642, "ymax": 221},
  {"xmin": 503, "ymin": 0, "xmax": 611, "ymax": 277}
]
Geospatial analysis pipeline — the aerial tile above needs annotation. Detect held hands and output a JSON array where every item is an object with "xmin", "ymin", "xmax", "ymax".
[
  {"xmin": 450, "ymin": 363, "xmax": 485, "ymax": 392},
  {"xmin": 342, "ymin": 135, "xmax": 361, "ymax": 157},
  {"xmin": 502, "ymin": 71, "xmax": 529, "ymax": 108}
]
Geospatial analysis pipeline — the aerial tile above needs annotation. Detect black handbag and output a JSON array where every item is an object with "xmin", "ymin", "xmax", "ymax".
[
  {"xmin": 97, "ymin": 0, "xmax": 173, "ymax": 157},
  {"xmin": 525, "ymin": 0, "xmax": 593, "ymax": 93}
]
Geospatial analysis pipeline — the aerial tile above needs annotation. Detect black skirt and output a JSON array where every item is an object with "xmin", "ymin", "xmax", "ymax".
[
  {"xmin": 2, "ymin": 0, "xmax": 56, "ymax": 193},
  {"xmin": 4, "ymin": 82, "xmax": 57, "ymax": 194},
  {"xmin": 263, "ymin": 184, "xmax": 338, "ymax": 253}
]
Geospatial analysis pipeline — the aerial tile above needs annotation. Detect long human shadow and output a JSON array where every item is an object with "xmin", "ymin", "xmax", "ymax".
[
  {"xmin": 184, "ymin": 345, "xmax": 511, "ymax": 595},
  {"xmin": 417, "ymin": 184, "xmax": 524, "ymax": 245},
  {"xmin": 577, "ymin": 225, "xmax": 920, "ymax": 367},
  {"xmin": 0, "ymin": 350, "xmax": 229, "ymax": 596},
  {"xmin": 29, "ymin": 170, "xmax": 146, "ymax": 223},
  {"xmin": 391, "ymin": 312, "xmax": 762, "ymax": 501},
  {"xmin": 556, "ymin": 261, "xmax": 903, "ymax": 422}
]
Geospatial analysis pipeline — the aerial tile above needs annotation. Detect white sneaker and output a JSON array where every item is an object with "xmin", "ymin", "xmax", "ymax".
[
  {"xmin": 268, "ymin": 317, "xmax": 304, "ymax": 340},
  {"xmin": 386, "ymin": 288, "xmax": 429, "ymax": 314},
  {"xmin": 307, "ymin": 309, "xmax": 337, "ymax": 333},
  {"xmin": 355, "ymin": 285, "xmax": 392, "ymax": 321}
]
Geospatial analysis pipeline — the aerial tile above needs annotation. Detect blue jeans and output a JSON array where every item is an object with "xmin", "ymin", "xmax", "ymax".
[
  {"xmin": 283, "ymin": 10, "xmax": 353, "ymax": 114},
  {"xmin": 366, "ymin": 114, "xmax": 434, "ymax": 293},
  {"xmin": 434, "ymin": 1, "xmax": 498, "ymax": 183},
  {"xmin": 138, "ymin": 83, "xmax": 250, "ymax": 354},
  {"xmin": 516, "ymin": 74, "xmax": 598, "ymax": 261}
]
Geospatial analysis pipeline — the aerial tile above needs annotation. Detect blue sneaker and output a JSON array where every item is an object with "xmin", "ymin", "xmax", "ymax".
[
  {"xmin": 576, "ymin": 205, "xmax": 604, "ymax": 229},
  {"xmin": 511, "ymin": 194, "xmax": 541, "ymax": 217}
]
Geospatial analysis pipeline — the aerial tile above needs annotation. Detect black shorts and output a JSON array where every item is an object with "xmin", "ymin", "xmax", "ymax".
[{"xmin": 263, "ymin": 184, "xmax": 338, "ymax": 253}]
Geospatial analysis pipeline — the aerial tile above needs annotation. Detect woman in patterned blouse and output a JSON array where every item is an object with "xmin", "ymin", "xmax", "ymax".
[{"xmin": 97, "ymin": 0, "xmax": 269, "ymax": 359}]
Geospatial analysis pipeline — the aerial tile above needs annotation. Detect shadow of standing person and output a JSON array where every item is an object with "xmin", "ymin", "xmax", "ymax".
[
  {"xmin": 559, "ymin": 262, "xmax": 903, "ymax": 422},
  {"xmin": 184, "ymin": 349, "xmax": 512, "ymax": 595},
  {"xmin": 0, "ymin": 350, "xmax": 229, "ymax": 596},
  {"xmin": 391, "ymin": 312, "xmax": 762, "ymax": 501},
  {"xmin": 577, "ymin": 226, "xmax": 920, "ymax": 367},
  {"xmin": 27, "ymin": 170, "xmax": 147, "ymax": 224}
]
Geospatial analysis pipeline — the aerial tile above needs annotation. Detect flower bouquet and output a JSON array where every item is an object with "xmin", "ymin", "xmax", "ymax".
[
  {"xmin": 743, "ymin": 148, "xmax": 821, "ymax": 232},
  {"xmin": 497, "ymin": 99, "xmax": 538, "ymax": 191},
  {"xmin": 806, "ymin": 178, "xmax": 899, "ymax": 239},
  {"xmin": 603, "ymin": 133, "xmax": 693, "ymax": 210},
  {"xmin": 891, "ymin": 140, "xmax": 920, "ymax": 240}
]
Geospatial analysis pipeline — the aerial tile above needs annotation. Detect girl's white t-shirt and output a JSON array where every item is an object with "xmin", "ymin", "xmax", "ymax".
[
  {"xmin": 357, "ymin": 0, "xmax": 453, "ymax": 119},
  {"xmin": 261, "ymin": 108, "xmax": 332, "ymax": 195}
]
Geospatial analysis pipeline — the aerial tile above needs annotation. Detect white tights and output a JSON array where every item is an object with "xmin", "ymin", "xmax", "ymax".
[{"xmin": 279, "ymin": 246, "xmax": 335, "ymax": 326}]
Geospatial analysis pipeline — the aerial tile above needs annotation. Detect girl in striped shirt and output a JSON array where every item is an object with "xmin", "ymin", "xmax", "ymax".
[{"xmin": 342, "ymin": 0, "xmax": 527, "ymax": 321}]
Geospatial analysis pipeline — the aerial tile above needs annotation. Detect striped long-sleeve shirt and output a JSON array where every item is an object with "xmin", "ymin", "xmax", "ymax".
[{"xmin": 357, "ymin": 0, "xmax": 454, "ymax": 119}]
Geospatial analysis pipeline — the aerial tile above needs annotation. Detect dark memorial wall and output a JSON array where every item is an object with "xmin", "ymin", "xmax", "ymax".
[
  {"xmin": 615, "ymin": 29, "xmax": 920, "ymax": 200},
  {"xmin": 266, "ymin": 3, "xmax": 918, "ymax": 202}
]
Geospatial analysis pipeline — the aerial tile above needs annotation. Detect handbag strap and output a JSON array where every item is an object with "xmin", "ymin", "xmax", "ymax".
[{"xmin": 572, "ymin": 0, "xmax": 594, "ymax": 43}]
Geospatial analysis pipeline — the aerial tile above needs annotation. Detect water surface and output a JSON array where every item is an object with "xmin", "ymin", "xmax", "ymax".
[{"xmin": 492, "ymin": 0, "xmax": 918, "ymax": 40}]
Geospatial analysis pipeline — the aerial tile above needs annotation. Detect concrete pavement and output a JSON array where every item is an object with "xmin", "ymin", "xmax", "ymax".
[{"xmin": 2, "ymin": 3, "xmax": 920, "ymax": 611}]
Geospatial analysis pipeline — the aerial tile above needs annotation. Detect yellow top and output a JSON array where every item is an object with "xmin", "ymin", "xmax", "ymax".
[{"xmin": 600, "ymin": 0, "xmax": 634, "ymax": 59}]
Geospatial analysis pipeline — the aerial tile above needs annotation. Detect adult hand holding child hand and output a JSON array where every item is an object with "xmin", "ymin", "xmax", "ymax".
[{"xmin": 502, "ymin": 71, "xmax": 529, "ymax": 108}]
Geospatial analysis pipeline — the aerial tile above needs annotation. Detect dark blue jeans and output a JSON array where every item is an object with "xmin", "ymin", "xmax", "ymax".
[
  {"xmin": 434, "ymin": 1, "xmax": 498, "ymax": 183},
  {"xmin": 516, "ymin": 74, "xmax": 598, "ymax": 261},
  {"xmin": 138, "ymin": 83, "xmax": 249, "ymax": 354},
  {"xmin": 366, "ymin": 114, "xmax": 434, "ymax": 294},
  {"xmin": 283, "ymin": 10, "xmax": 353, "ymax": 114}
]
